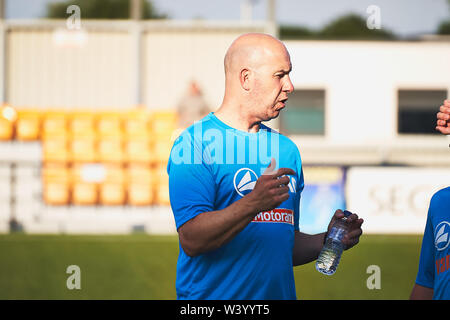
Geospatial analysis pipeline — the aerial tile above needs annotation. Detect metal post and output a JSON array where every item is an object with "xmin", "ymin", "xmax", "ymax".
[
  {"xmin": 266, "ymin": 0, "xmax": 278, "ymax": 37},
  {"xmin": 0, "ymin": 0, "xmax": 5, "ymax": 104},
  {"xmin": 131, "ymin": 22, "xmax": 142, "ymax": 107},
  {"xmin": 130, "ymin": 0, "xmax": 142, "ymax": 21},
  {"xmin": 264, "ymin": 0, "xmax": 280, "ymax": 130},
  {"xmin": 0, "ymin": 22, "xmax": 5, "ymax": 105},
  {"xmin": 0, "ymin": 0, "xmax": 4, "ymax": 20},
  {"xmin": 240, "ymin": 0, "xmax": 253, "ymax": 22},
  {"xmin": 130, "ymin": 0, "xmax": 143, "ymax": 106}
]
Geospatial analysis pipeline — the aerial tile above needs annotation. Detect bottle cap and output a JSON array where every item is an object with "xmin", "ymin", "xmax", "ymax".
[{"xmin": 341, "ymin": 210, "xmax": 352, "ymax": 221}]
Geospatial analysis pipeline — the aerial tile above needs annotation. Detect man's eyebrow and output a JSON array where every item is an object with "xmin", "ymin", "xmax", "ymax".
[
  {"xmin": 275, "ymin": 69, "xmax": 291, "ymax": 74},
  {"xmin": 275, "ymin": 67, "xmax": 292, "ymax": 74}
]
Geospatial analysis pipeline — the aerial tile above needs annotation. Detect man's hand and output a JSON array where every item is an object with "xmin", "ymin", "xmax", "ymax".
[
  {"xmin": 436, "ymin": 100, "xmax": 450, "ymax": 134},
  {"xmin": 247, "ymin": 158, "xmax": 295, "ymax": 213},
  {"xmin": 293, "ymin": 211, "xmax": 363, "ymax": 266},
  {"xmin": 327, "ymin": 209, "xmax": 364, "ymax": 250}
]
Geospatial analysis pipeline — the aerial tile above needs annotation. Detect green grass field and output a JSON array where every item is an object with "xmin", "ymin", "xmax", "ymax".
[{"xmin": 0, "ymin": 233, "xmax": 422, "ymax": 300}]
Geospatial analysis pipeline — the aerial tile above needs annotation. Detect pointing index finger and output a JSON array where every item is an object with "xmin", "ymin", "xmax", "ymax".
[{"xmin": 273, "ymin": 167, "xmax": 296, "ymax": 178}]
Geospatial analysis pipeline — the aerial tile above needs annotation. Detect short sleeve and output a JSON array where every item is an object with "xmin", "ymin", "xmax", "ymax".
[
  {"xmin": 167, "ymin": 133, "xmax": 216, "ymax": 230},
  {"xmin": 294, "ymin": 151, "xmax": 304, "ymax": 232},
  {"xmin": 415, "ymin": 207, "xmax": 435, "ymax": 289}
]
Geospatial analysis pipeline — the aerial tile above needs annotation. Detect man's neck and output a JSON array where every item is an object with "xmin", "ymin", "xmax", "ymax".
[{"xmin": 214, "ymin": 104, "xmax": 261, "ymax": 133}]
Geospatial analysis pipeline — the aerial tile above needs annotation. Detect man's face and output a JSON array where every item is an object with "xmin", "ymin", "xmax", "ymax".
[{"xmin": 251, "ymin": 48, "xmax": 294, "ymax": 121}]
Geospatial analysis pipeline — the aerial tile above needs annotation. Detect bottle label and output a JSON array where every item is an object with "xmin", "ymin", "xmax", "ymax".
[{"xmin": 328, "ymin": 226, "xmax": 346, "ymax": 242}]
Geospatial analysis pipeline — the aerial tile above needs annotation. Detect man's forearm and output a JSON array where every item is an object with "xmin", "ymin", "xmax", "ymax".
[
  {"xmin": 410, "ymin": 284, "xmax": 433, "ymax": 300},
  {"xmin": 178, "ymin": 195, "xmax": 259, "ymax": 257},
  {"xmin": 293, "ymin": 231, "xmax": 326, "ymax": 266}
]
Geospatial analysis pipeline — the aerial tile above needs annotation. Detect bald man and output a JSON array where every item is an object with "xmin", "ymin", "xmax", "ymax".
[{"xmin": 167, "ymin": 33, "xmax": 363, "ymax": 300}]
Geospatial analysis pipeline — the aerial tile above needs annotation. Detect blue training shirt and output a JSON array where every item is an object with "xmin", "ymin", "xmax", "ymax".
[
  {"xmin": 167, "ymin": 112, "xmax": 304, "ymax": 300},
  {"xmin": 415, "ymin": 187, "xmax": 450, "ymax": 300}
]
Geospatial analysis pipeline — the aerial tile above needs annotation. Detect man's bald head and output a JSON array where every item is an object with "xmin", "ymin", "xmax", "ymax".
[
  {"xmin": 224, "ymin": 33, "xmax": 289, "ymax": 77},
  {"xmin": 218, "ymin": 33, "xmax": 293, "ymax": 126}
]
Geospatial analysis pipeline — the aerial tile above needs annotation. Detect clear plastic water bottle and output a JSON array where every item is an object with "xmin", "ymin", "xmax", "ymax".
[{"xmin": 315, "ymin": 210, "xmax": 351, "ymax": 275}]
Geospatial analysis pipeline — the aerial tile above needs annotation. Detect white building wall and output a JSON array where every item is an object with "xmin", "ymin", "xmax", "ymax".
[
  {"xmin": 5, "ymin": 20, "xmax": 267, "ymax": 111},
  {"xmin": 142, "ymin": 30, "xmax": 240, "ymax": 111},
  {"xmin": 7, "ymin": 26, "xmax": 135, "ymax": 109},
  {"xmin": 285, "ymin": 40, "xmax": 450, "ymax": 145}
]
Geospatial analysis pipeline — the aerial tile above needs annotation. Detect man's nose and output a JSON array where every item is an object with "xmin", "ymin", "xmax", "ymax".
[{"xmin": 283, "ymin": 75, "xmax": 294, "ymax": 93}]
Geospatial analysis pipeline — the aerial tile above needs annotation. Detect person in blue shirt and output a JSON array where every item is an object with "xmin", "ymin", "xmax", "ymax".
[
  {"xmin": 167, "ymin": 33, "xmax": 364, "ymax": 300},
  {"xmin": 410, "ymin": 100, "xmax": 450, "ymax": 300}
]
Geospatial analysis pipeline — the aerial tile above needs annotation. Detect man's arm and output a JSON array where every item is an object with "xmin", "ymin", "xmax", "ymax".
[
  {"xmin": 410, "ymin": 284, "xmax": 433, "ymax": 300},
  {"xmin": 292, "ymin": 231, "xmax": 326, "ymax": 266},
  {"xmin": 179, "ymin": 162, "xmax": 295, "ymax": 257},
  {"xmin": 293, "ymin": 210, "xmax": 363, "ymax": 266},
  {"xmin": 179, "ymin": 195, "xmax": 259, "ymax": 257}
]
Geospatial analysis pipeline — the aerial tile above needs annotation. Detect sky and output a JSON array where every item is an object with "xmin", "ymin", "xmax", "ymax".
[{"xmin": 6, "ymin": 0, "xmax": 450, "ymax": 37}]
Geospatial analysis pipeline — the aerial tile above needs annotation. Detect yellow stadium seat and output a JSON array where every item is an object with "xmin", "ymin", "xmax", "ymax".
[
  {"xmin": 124, "ymin": 109, "xmax": 151, "ymax": 138},
  {"xmin": 16, "ymin": 110, "xmax": 40, "ymax": 141},
  {"xmin": 42, "ymin": 111, "xmax": 68, "ymax": 139},
  {"xmin": 125, "ymin": 138, "xmax": 152, "ymax": 163},
  {"xmin": 72, "ymin": 182, "xmax": 97, "ymax": 205},
  {"xmin": 100, "ymin": 183, "xmax": 126, "ymax": 205},
  {"xmin": 42, "ymin": 164, "xmax": 70, "ymax": 205},
  {"xmin": 0, "ymin": 105, "xmax": 17, "ymax": 140},
  {"xmin": 127, "ymin": 164, "xmax": 153, "ymax": 183},
  {"xmin": 42, "ymin": 137, "xmax": 70, "ymax": 162},
  {"xmin": 43, "ymin": 163, "xmax": 70, "ymax": 181},
  {"xmin": 44, "ymin": 181, "xmax": 70, "ymax": 205},
  {"xmin": 153, "ymin": 164, "xmax": 168, "ymax": 184},
  {"xmin": 99, "ymin": 164, "xmax": 126, "ymax": 205},
  {"xmin": 97, "ymin": 112, "xmax": 123, "ymax": 138},
  {"xmin": 70, "ymin": 111, "xmax": 97, "ymax": 138},
  {"xmin": 105, "ymin": 164, "xmax": 126, "ymax": 182},
  {"xmin": 155, "ymin": 183, "xmax": 170, "ymax": 205},
  {"xmin": 126, "ymin": 164, "xmax": 153, "ymax": 205},
  {"xmin": 98, "ymin": 138, "xmax": 124, "ymax": 163},
  {"xmin": 153, "ymin": 137, "xmax": 172, "ymax": 163},
  {"xmin": 0, "ymin": 118, "xmax": 13, "ymax": 140},
  {"xmin": 127, "ymin": 182, "xmax": 153, "ymax": 206},
  {"xmin": 151, "ymin": 111, "xmax": 177, "ymax": 135},
  {"xmin": 153, "ymin": 164, "xmax": 169, "ymax": 205},
  {"xmin": 71, "ymin": 137, "xmax": 98, "ymax": 162},
  {"xmin": 71, "ymin": 164, "xmax": 99, "ymax": 205},
  {"xmin": 1, "ymin": 105, "xmax": 17, "ymax": 120}
]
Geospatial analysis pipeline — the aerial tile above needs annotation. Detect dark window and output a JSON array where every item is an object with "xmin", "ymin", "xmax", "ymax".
[
  {"xmin": 398, "ymin": 90, "xmax": 447, "ymax": 134},
  {"xmin": 280, "ymin": 89, "xmax": 325, "ymax": 135}
]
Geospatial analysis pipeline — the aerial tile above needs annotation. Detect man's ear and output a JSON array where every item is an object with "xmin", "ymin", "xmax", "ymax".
[{"xmin": 240, "ymin": 68, "xmax": 251, "ymax": 91}]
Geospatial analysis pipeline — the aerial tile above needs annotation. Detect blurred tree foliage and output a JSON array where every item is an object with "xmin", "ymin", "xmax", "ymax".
[
  {"xmin": 318, "ymin": 14, "xmax": 396, "ymax": 40},
  {"xmin": 437, "ymin": 21, "xmax": 450, "ymax": 34},
  {"xmin": 46, "ymin": 0, "xmax": 167, "ymax": 19},
  {"xmin": 279, "ymin": 25, "xmax": 316, "ymax": 40},
  {"xmin": 436, "ymin": 0, "xmax": 450, "ymax": 34},
  {"xmin": 280, "ymin": 13, "xmax": 396, "ymax": 40}
]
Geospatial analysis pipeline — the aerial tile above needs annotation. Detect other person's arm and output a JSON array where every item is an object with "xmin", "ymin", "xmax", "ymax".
[{"xmin": 410, "ymin": 284, "xmax": 433, "ymax": 300}]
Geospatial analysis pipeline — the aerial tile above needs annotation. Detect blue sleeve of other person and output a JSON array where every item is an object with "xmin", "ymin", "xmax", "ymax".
[{"xmin": 415, "ymin": 201, "xmax": 435, "ymax": 289}]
